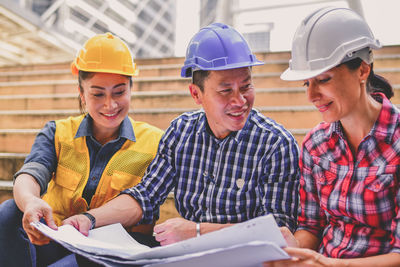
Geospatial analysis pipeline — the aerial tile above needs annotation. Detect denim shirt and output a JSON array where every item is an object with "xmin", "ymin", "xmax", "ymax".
[{"xmin": 15, "ymin": 115, "xmax": 135, "ymax": 205}]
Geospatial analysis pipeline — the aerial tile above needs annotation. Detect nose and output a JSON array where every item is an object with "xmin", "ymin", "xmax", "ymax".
[
  {"xmin": 306, "ymin": 81, "xmax": 320, "ymax": 103},
  {"xmin": 104, "ymin": 95, "xmax": 117, "ymax": 109},
  {"xmin": 231, "ymin": 90, "xmax": 246, "ymax": 106}
]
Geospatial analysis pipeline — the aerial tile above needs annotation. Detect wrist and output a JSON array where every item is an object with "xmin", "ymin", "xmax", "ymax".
[{"xmin": 82, "ymin": 212, "xmax": 96, "ymax": 230}]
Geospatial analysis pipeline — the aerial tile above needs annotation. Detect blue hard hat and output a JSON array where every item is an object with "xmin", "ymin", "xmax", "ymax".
[{"xmin": 181, "ymin": 23, "xmax": 264, "ymax": 78}]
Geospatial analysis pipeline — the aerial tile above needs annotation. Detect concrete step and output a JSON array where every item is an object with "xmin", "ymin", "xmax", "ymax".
[
  {"xmin": 0, "ymin": 153, "xmax": 26, "ymax": 181},
  {"xmin": 374, "ymin": 54, "xmax": 400, "ymax": 68},
  {"xmin": 0, "ymin": 46, "xmax": 398, "ymax": 82},
  {"xmin": 0, "ymin": 49, "xmax": 398, "ymax": 83},
  {"xmin": 1, "ymin": 55, "xmax": 397, "ymax": 84},
  {"xmin": 0, "ymin": 87, "xmax": 313, "ymax": 111},
  {"xmin": 0, "ymin": 56, "xmax": 288, "ymax": 83},
  {"xmin": 0, "ymin": 106, "xmax": 324, "ymax": 129},
  {"xmin": 0, "ymin": 69, "xmax": 73, "ymax": 82},
  {"xmin": 1, "ymin": 67, "xmax": 399, "ymax": 95},
  {"xmin": 0, "ymin": 188, "xmax": 13, "ymax": 204},
  {"xmin": 1, "ymin": 83, "xmax": 400, "ymax": 112},
  {"xmin": 374, "ymin": 45, "xmax": 400, "ymax": 55},
  {"xmin": 0, "ymin": 130, "xmax": 39, "ymax": 153},
  {"xmin": 0, "ymin": 125, "xmax": 308, "ymax": 154},
  {"xmin": 0, "ymin": 80, "xmax": 77, "ymax": 95},
  {"xmin": 0, "ymin": 62, "xmax": 71, "ymax": 73},
  {"xmin": 0, "ymin": 183, "xmax": 179, "ymax": 224}
]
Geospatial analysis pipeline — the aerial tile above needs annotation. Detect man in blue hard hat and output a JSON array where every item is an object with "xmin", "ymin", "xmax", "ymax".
[{"xmin": 63, "ymin": 23, "xmax": 300, "ymax": 247}]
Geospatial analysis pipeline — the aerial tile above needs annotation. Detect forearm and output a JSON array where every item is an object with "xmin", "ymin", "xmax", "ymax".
[
  {"xmin": 87, "ymin": 194, "xmax": 143, "ymax": 228},
  {"xmin": 294, "ymin": 229, "xmax": 320, "ymax": 250},
  {"xmin": 13, "ymin": 173, "xmax": 41, "ymax": 212},
  {"xmin": 154, "ymin": 218, "xmax": 234, "ymax": 245},
  {"xmin": 198, "ymin": 222, "xmax": 233, "ymax": 235}
]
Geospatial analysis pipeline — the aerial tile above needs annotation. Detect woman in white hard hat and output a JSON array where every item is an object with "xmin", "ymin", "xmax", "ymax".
[
  {"xmin": 0, "ymin": 33, "xmax": 163, "ymax": 266},
  {"xmin": 268, "ymin": 6, "xmax": 400, "ymax": 266}
]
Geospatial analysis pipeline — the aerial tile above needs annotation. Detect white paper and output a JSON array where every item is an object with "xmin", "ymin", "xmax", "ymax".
[
  {"xmin": 31, "ymin": 222, "xmax": 151, "ymax": 258},
  {"xmin": 145, "ymin": 241, "xmax": 288, "ymax": 267},
  {"xmin": 31, "ymin": 214, "xmax": 289, "ymax": 266}
]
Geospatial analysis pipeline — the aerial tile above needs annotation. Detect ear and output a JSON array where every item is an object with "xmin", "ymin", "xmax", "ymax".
[
  {"xmin": 359, "ymin": 61, "xmax": 371, "ymax": 82},
  {"xmin": 189, "ymin": 84, "xmax": 202, "ymax": 105},
  {"xmin": 78, "ymin": 86, "xmax": 85, "ymax": 105}
]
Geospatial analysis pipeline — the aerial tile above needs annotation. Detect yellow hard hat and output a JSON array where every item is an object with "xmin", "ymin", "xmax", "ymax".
[{"xmin": 71, "ymin": 32, "xmax": 138, "ymax": 76}]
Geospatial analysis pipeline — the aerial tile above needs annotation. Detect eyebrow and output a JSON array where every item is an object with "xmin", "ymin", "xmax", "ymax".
[
  {"xmin": 90, "ymin": 83, "xmax": 127, "ymax": 90},
  {"xmin": 219, "ymin": 75, "xmax": 251, "ymax": 87}
]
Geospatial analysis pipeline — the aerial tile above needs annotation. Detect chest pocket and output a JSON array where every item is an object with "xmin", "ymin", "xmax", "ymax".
[
  {"xmin": 312, "ymin": 157, "xmax": 348, "ymax": 212},
  {"xmin": 365, "ymin": 173, "xmax": 395, "ymax": 192},
  {"xmin": 363, "ymin": 170, "xmax": 396, "ymax": 228},
  {"xmin": 53, "ymin": 164, "xmax": 82, "ymax": 191}
]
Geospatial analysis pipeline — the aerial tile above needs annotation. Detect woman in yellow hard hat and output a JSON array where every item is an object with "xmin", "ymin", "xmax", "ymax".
[
  {"xmin": 266, "ymin": 7, "xmax": 400, "ymax": 267},
  {"xmin": 0, "ymin": 33, "xmax": 163, "ymax": 266}
]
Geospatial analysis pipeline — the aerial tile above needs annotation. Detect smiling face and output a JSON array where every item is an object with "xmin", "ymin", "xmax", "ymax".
[
  {"xmin": 304, "ymin": 62, "xmax": 369, "ymax": 123},
  {"xmin": 190, "ymin": 67, "xmax": 254, "ymax": 139},
  {"xmin": 79, "ymin": 72, "xmax": 131, "ymax": 141}
]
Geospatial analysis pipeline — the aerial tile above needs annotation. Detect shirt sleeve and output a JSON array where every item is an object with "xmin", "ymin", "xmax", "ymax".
[
  {"xmin": 296, "ymin": 144, "xmax": 327, "ymax": 237},
  {"xmin": 390, "ymin": 174, "xmax": 400, "ymax": 254},
  {"xmin": 261, "ymin": 133, "xmax": 300, "ymax": 233},
  {"xmin": 14, "ymin": 121, "xmax": 57, "ymax": 195},
  {"xmin": 122, "ymin": 124, "xmax": 177, "ymax": 224}
]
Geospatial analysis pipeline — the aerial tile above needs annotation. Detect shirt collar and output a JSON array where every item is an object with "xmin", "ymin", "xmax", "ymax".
[
  {"xmin": 75, "ymin": 115, "xmax": 136, "ymax": 142},
  {"xmin": 327, "ymin": 93, "xmax": 398, "ymax": 144},
  {"xmin": 195, "ymin": 109, "xmax": 252, "ymax": 143},
  {"xmin": 369, "ymin": 93, "xmax": 399, "ymax": 143}
]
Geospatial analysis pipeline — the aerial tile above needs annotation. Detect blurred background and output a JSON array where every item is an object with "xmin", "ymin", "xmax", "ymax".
[{"xmin": 0, "ymin": 0, "xmax": 399, "ymax": 66}]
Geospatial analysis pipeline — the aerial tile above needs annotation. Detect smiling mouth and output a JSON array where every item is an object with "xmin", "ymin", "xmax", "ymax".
[
  {"xmin": 103, "ymin": 111, "xmax": 119, "ymax": 117},
  {"xmin": 228, "ymin": 108, "xmax": 248, "ymax": 117},
  {"xmin": 230, "ymin": 110, "xmax": 245, "ymax": 116},
  {"xmin": 316, "ymin": 102, "xmax": 332, "ymax": 112}
]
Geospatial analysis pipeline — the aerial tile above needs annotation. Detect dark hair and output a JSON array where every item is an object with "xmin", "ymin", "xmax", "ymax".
[
  {"xmin": 343, "ymin": 57, "xmax": 393, "ymax": 99},
  {"xmin": 77, "ymin": 70, "xmax": 133, "ymax": 114},
  {"xmin": 192, "ymin": 70, "xmax": 210, "ymax": 92}
]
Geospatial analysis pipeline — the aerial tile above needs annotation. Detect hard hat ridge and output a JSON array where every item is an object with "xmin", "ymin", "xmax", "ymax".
[
  {"xmin": 281, "ymin": 7, "xmax": 381, "ymax": 81},
  {"xmin": 181, "ymin": 23, "xmax": 264, "ymax": 78}
]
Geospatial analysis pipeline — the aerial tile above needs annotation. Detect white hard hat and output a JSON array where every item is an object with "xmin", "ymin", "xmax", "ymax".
[{"xmin": 281, "ymin": 7, "xmax": 381, "ymax": 81}]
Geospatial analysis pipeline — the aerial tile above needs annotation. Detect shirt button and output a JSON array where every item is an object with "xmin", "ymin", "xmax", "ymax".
[{"xmin": 92, "ymin": 176, "xmax": 96, "ymax": 181}]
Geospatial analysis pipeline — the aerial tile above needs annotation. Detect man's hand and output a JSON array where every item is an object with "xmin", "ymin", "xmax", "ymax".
[
  {"xmin": 153, "ymin": 218, "xmax": 197, "ymax": 246},
  {"xmin": 22, "ymin": 197, "xmax": 57, "ymax": 245},
  {"xmin": 62, "ymin": 213, "xmax": 93, "ymax": 236}
]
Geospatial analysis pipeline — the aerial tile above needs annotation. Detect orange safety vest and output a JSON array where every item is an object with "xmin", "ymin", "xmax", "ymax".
[{"xmin": 42, "ymin": 115, "xmax": 163, "ymax": 233}]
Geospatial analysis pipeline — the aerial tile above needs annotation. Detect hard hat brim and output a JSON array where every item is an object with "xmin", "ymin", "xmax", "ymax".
[
  {"xmin": 71, "ymin": 62, "xmax": 79, "ymax": 76},
  {"xmin": 280, "ymin": 66, "xmax": 332, "ymax": 81},
  {"xmin": 181, "ymin": 60, "xmax": 264, "ymax": 78}
]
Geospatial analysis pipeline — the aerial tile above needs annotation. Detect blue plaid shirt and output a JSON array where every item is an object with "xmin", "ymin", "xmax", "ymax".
[{"xmin": 123, "ymin": 109, "xmax": 300, "ymax": 231}]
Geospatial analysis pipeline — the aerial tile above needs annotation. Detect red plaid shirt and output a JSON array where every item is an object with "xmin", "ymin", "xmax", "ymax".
[{"xmin": 298, "ymin": 93, "xmax": 400, "ymax": 258}]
